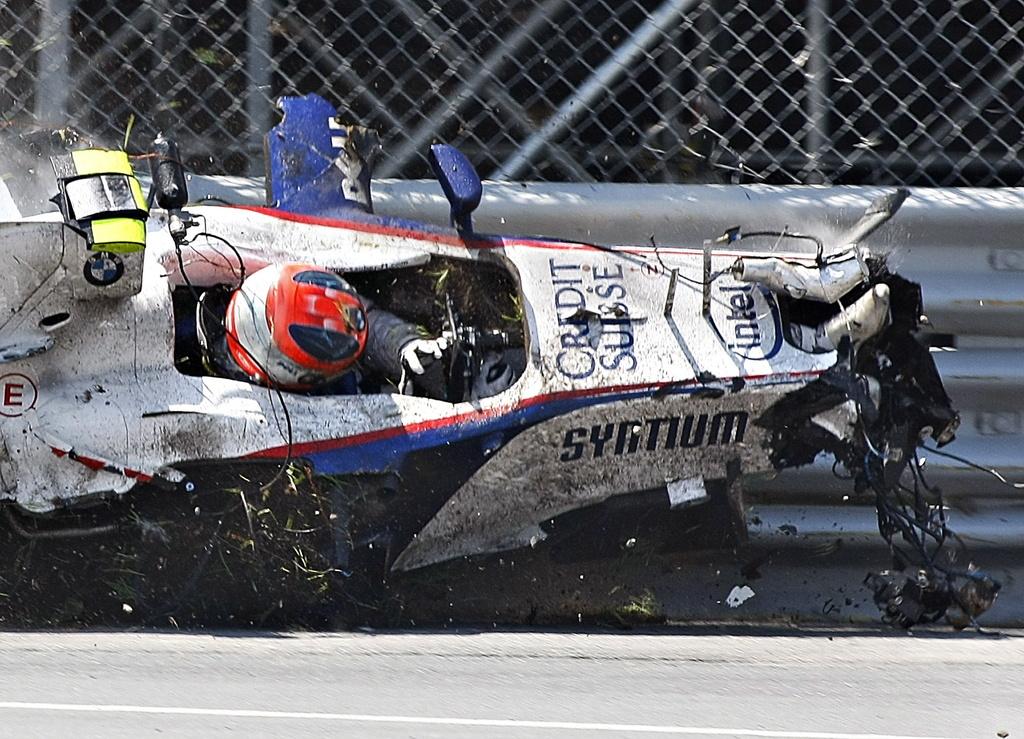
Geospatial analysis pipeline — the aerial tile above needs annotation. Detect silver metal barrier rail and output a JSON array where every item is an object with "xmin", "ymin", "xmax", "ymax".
[{"xmin": 371, "ymin": 183, "xmax": 1024, "ymax": 336}]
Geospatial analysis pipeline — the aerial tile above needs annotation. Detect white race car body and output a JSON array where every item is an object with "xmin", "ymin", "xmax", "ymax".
[{"xmin": 0, "ymin": 200, "xmax": 836, "ymax": 570}]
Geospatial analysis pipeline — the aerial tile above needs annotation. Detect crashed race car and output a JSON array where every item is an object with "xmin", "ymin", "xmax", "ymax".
[{"xmin": 0, "ymin": 94, "xmax": 998, "ymax": 627}]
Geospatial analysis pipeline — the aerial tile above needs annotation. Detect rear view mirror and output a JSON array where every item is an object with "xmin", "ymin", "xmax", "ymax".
[{"xmin": 429, "ymin": 144, "xmax": 482, "ymax": 233}]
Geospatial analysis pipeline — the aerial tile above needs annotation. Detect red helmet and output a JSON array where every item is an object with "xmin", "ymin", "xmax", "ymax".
[{"xmin": 225, "ymin": 264, "xmax": 367, "ymax": 388}]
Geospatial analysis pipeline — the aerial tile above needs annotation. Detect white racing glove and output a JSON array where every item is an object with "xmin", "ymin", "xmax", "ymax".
[
  {"xmin": 471, "ymin": 351, "xmax": 514, "ymax": 400},
  {"xmin": 399, "ymin": 336, "xmax": 449, "ymax": 375}
]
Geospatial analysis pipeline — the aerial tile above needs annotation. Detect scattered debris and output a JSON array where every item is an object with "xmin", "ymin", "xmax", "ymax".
[
  {"xmin": 867, "ymin": 567, "xmax": 1000, "ymax": 630},
  {"xmin": 666, "ymin": 477, "xmax": 708, "ymax": 509},
  {"xmin": 726, "ymin": 585, "xmax": 756, "ymax": 608}
]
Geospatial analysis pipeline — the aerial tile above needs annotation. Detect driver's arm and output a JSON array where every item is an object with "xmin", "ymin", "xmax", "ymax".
[{"xmin": 362, "ymin": 302, "xmax": 445, "ymax": 382}]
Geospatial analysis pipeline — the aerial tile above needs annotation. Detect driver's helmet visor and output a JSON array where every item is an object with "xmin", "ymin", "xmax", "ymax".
[{"xmin": 65, "ymin": 174, "xmax": 145, "ymax": 220}]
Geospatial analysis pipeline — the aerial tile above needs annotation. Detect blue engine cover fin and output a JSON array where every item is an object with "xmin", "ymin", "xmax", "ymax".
[{"xmin": 265, "ymin": 93, "xmax": 380, "ymax": 216}]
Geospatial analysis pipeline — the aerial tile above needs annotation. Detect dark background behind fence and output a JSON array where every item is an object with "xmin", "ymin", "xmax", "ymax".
[{"xmin": 2, "ymin": 0, "xmax": 1023, "ymax": 185}]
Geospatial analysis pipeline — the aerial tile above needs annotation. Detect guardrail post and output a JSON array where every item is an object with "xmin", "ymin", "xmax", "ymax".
[
  {"xmin": 33, "ymin": 0, "xmax": 71, "ymax": 125},
  {"xmin": 805, "ymin": 0, "xmax": 829, "ymax": 183},
  {"xmin": 247, "ymin": 0, "xmax": 274, "ymax": 175}
]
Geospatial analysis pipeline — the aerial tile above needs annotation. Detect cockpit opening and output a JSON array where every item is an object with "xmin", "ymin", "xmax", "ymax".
[{"xmin": 172, "ymin": 256, "xmax": 527, "ymax": 402}]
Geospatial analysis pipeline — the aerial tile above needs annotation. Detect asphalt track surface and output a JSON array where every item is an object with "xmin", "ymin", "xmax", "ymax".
[{"xmin": 0, "ymin": 629, "xmax": 1020, "ymax": 738}]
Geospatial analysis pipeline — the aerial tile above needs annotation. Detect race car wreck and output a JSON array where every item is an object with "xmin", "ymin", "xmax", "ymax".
[{"xmin": 0, "ymin": 94, "xmax": 997, "ymax": 628}]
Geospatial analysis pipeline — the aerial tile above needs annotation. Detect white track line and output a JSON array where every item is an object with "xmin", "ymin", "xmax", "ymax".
[{"xmin": 0, "ymin": 701, "xmax": 962, "ymax": 739}]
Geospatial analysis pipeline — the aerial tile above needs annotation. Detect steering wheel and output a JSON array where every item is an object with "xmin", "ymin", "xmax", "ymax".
[
  {"xmin": 442, "ymin": 292, "xmax": 518, "ymax": 402},
  {"xmin": 442, "ymin": 292, "xmax": 474, "ymax": 402}
]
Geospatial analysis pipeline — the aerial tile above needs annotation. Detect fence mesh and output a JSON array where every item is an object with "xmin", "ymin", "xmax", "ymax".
[{"xmin": 2, "ymin": 0, "xmax": 1023, "ymax": 185}]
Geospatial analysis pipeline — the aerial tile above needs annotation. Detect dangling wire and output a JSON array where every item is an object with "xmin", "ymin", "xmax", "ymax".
[
  {"xmin": 920, "ymin": 444, "xmax": 1024, "ymax": 489},
  {"xmin": 845, "ymin": 340, "xmax": 998, "ymax": 627},
  {"xmin": 647, "ymin": 235, "xmax": 729, "ymax": 287},
  {"xmin": 173, "ymin": 225, "xmax": 295, "ymax": 493},
  {"xmin": 184, "ymin": 213, "xmax": 247, "ymax": 287}
]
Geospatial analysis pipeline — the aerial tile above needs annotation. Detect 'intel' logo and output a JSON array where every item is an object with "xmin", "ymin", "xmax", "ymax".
[{"xmin": 714, "ymin": 283, "xmax": 783, "ymax": 360}]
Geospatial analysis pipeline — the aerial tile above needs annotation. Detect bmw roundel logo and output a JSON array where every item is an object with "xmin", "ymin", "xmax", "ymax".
[{"xmin": 83, "ymin": 251, "xmax": 125, "ymax": 287}]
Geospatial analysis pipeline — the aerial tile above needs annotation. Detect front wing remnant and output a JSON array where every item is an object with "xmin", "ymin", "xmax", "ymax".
[{"xmin": 756, "ymin": 266, "xmax": 997, "ymax": 628}]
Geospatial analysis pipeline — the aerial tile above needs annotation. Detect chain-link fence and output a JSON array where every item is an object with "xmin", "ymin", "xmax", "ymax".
[{"xmin": 2, "ymin": 0, "xmax": 1023, "ymax": 185}]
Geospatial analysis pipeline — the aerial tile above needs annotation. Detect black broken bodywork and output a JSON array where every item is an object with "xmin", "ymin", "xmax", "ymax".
[{"xmin": 758, "ymin": 263, "xmax": 999, "ymax": 628}]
